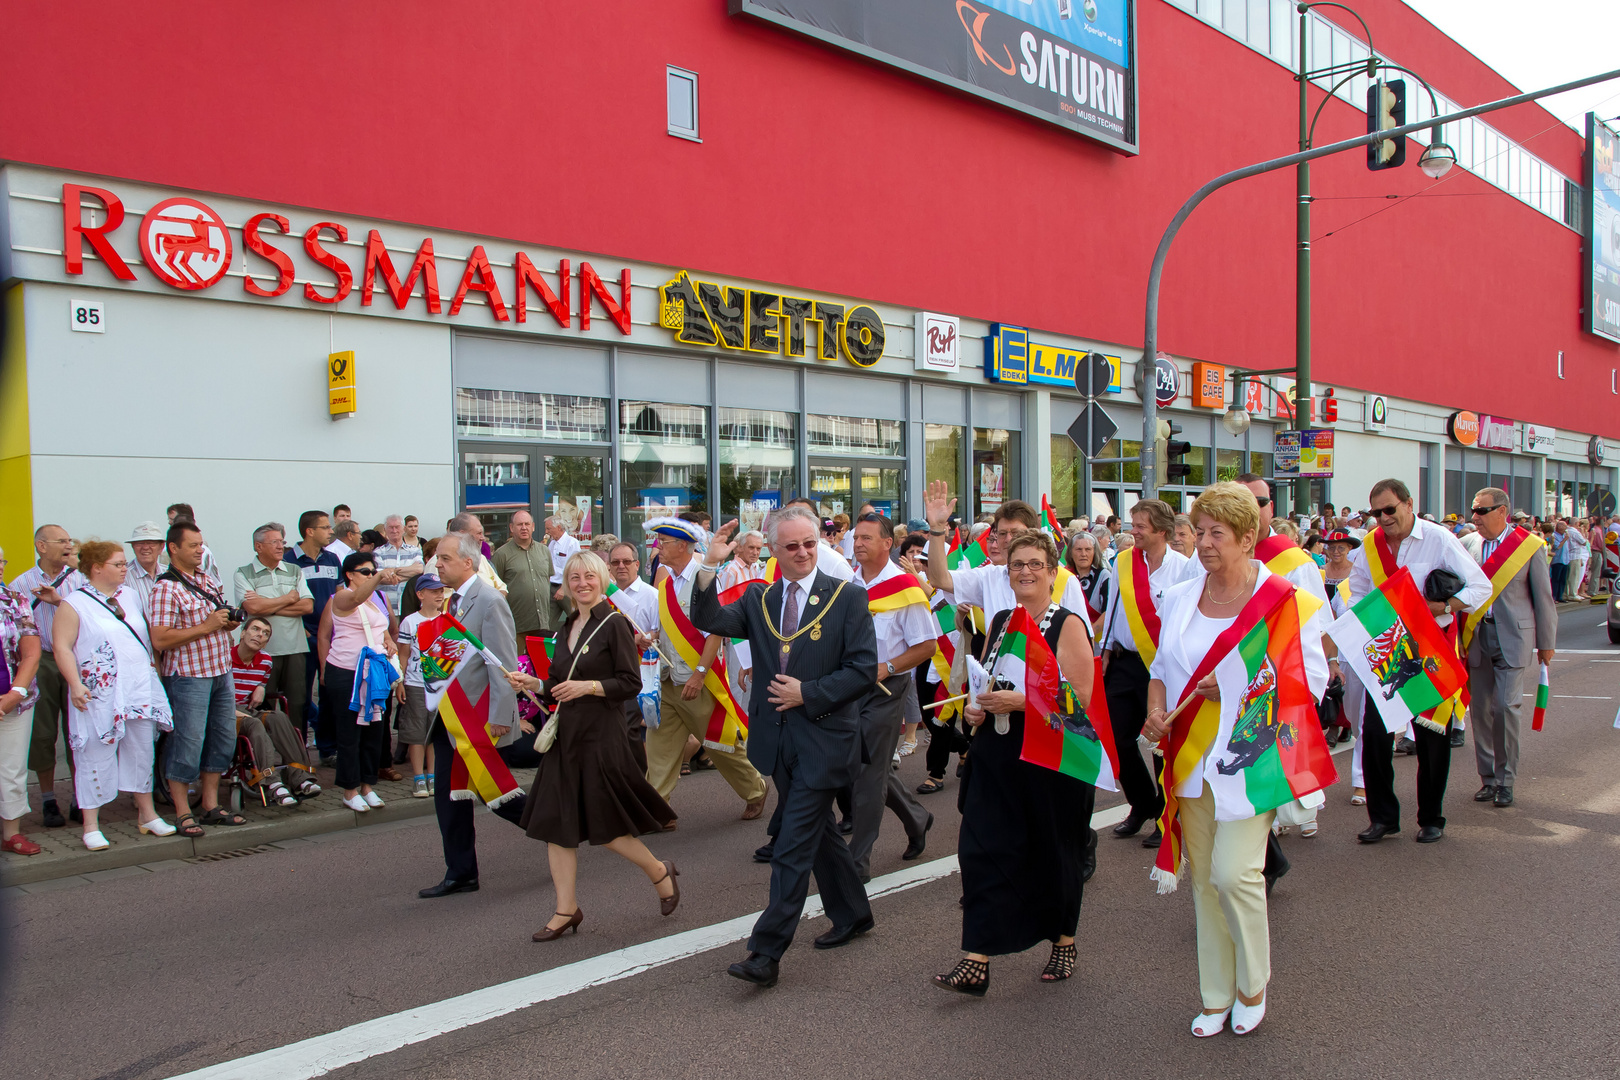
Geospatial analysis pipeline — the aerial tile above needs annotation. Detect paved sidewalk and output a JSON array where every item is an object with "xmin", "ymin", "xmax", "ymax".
[{"xmin": 0, "ymin": 762, "xmax": 537, "ymax": 889}]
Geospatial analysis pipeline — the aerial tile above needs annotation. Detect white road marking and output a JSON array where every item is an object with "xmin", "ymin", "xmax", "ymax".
[
  {"xmin": 1551, "ymin": 649, "xmax": 1619, "ymax": 655},
  {"xmin": 170, "ymin": 803, "xmax": 1132, "ymax": 1080}
]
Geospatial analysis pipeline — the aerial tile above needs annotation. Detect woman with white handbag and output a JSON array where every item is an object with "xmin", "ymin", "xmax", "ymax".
[{"xmin": 509, "ymin": 550, "xmax": 678, "ymax": 942}]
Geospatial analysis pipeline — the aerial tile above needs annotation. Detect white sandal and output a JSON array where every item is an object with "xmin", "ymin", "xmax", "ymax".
[
  {"xmin": 1191, "ymin": 1009, "xmax": 1231, "ymax": 1038},
  {"xmin": 1233, "ymin": 993, "xmax": 1267, "ymax": 1035},
  {"xmin": 82, "ymin": 830, "xmax": 110, "ymax": 851},
  {"xmin": 1299, "ymin": 820, "xmax": 1319, "ymax": 838},
  {"xmin": 138, "ymin": 817, "xmax": 176, "ymax": 836}
]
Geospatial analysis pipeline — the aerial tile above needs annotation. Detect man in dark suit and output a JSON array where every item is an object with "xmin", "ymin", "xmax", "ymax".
[
  {"xmin": 417, "ymin": 529, "xmax": 528, "ymax": 898},
  {"xmin": 691, "ymin": 507, "xmax": 878, "ymax": 988}
]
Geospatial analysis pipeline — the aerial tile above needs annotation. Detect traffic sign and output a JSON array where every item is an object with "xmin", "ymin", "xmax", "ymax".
[
  {"xmin": 1073, "ymin": 351, "xmax": 1114, "ymax": 399},
  {"xmin": 1066, "ymin": 402, "xmax": 1118, "ymax": 459}
]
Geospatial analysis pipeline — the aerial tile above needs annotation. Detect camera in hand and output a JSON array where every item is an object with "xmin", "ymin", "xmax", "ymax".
[{"xmin": 225, "ymin": 605, "xmax": 247, "ymax": 624}]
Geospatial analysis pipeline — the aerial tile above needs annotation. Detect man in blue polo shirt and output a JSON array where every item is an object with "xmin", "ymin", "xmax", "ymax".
[{"xmin": 284, "ymin": 509, "xmax": 341, "ymax": 763}]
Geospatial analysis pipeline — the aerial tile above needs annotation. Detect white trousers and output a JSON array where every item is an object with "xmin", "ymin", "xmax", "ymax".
[
  {"xmin": 72, "ymin": 716, "xmax": 157, "ymax": 810},
  {"xmin": 0, "ymin": 706, "xmax": 34, "ymax": 820}
]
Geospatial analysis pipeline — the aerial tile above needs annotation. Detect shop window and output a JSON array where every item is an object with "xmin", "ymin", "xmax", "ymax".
[
  {"xmin": 974, "ymin": 428, "xmax": 1020, "ymax": 519},
  {"xmin": 925, "ymin": 424, "xmax": 963, "ymax": 517},
  {"xmin": 1216, "ymin": 448, "xmax": 1245, "ymax": 483},
  {"xmin": 719, "ymin": 407, "xmax": 797, "ymax": 535},
  {"xmin": 455, "ymin": 388, "xmax": 608, "ymax": 442},
  {"xmin": 808, "ymin": 414, "xmax": 902, "ymax": 456},
  {"xmin": 1050, "ymin": 435, "xmax": 1079, "ymax": 521},
  {"xmin": 461, "ymin": 451, "xmax": 530, "ymax": 548},
  {"xmin": 620, "ymin": 400, "xmax": 709, "ymax": 536},
  {"xmin": 667, "ymin": 66, "xmax": 700, "ymax": 142}
]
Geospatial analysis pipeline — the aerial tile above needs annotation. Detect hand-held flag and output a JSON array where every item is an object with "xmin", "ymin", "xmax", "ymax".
[{"xmin": 417, "ymin": 613, "xmax": 522, "ymax": 808}]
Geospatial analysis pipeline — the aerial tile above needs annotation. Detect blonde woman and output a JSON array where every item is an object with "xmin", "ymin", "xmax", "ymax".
[
  {"xmin": 1142, "ymin": 483, "xmax": 1327, "ymax": 1037},
  {"xmin": 511, "ymin": 550, "xmax": 678, "ymax": 941}
]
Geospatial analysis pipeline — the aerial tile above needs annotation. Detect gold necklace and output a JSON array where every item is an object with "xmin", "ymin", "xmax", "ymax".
[
  {"xmin": 761, "ymin": 580, "xmax": 849, "ymax": 655},
  {"xmin": 1203, "ymin": 570, "xmax": 1254, "ymax": 606}
]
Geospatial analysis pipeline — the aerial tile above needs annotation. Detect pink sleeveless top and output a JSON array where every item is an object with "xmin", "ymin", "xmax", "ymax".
[{"xmin": 329, "ymin": 593, "xmax": 389, "ymax": 671}]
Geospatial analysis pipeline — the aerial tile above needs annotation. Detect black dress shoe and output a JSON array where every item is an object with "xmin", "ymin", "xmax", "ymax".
[
  {"xmin": 837, "ymin": 818, "xmax": 854, "ymax": 835},
  {"xmin": 1113, "ymin": 811, "xmax": 1148, "ymax": 837},
  {"xmin": 68, "ymin": 803, "xmax": 83, "ymax": 824},
  {"xmin": 1473, "ymin": 783, "xmax": 1497, "ymax": 802},
  {"xmin": 41, "ymin": 802, "xmax": 65, "ymax": 828},
  {"xmin": 1396, "ymin": 737, "xmax": 1417, "ymax": 755},
  {"xmin": 814, "ymin": 915, "xmax": 875, "ymax": 949},
  {"xmin": 902, "ymin": 813, "xmax": 934, "ymax": 861},
  {"xmin": 753, "ymin": 841, "xmax": 775, "ymax": 864},
  {"xmin": 418, "ymin": 877, "xmax": 480, "ymax": 898},
  {"xmin": 1357, "ymin": 822, "xmax": 1400, "ymax": 843},
  {"xmin": 1081, "ymin": 829, "xmax": 1099, "ymax": 884},
  {"xmin": 1493, "ymin": 786, "xmax": 1514, "ymax": 808},
  {"xmin": 1416, "ymin": 825, "xmax": 1445, "ymax": 843},
  {"xmin": 1449, "ymin": 728, "xmax": 1466, "ymax": 748},
  {"xmin": 727, "ymin": 952, "xmax": 779, "ymax": 986},
  {"xmin": 1141, "ymin": 824, "xmax": 1162, "ymax": 849}
]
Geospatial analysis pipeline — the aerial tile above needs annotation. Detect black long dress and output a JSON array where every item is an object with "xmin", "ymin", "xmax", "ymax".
[
  {"xmin": 959, "ymin": 605, "xmax": 1091, "ymax": 955},
  {"xmin": 519, "ymin": 601, "xmax": 675, "ymax": 846}
]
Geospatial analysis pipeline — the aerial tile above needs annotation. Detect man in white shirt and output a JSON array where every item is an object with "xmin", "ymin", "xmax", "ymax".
[
  {"xmin": 646, "ymin": 518, "xmax": 768, "ymax": 816},
  {"xmin": 1092, "ymin": 498, "xmax": 1202, "ymax": 845},
  {"xmin": 545, "ymin": 516, "xmax": 582, "ymax": 628},
  {"xmin": 845, "ymin": 513, "xmax": 936, "ymax": 881},
  {"xmin": 1348, "ymin": 477, "xmax": 1492, "ymax": 845},
  {"xmin": 9, "ymin": 523, "xmax": 87, "ymax": 827},
  {"xmin": 325, "ymin": 519, "xmax": 360, "ymax": 562},
  {"xmin": 373, "ymin": 514, "xmax": 425, "ymax": 615},
  {"xmin": 920, "ymin": 490, "xmax": 1091, "ymax": 631},
  {"xmin": 783, "ymin": 498, "xmax": 854, "ymax": 581},
  {"xmin": 604, "ymin": 542, "xmax": 660, "ymax": 770}
]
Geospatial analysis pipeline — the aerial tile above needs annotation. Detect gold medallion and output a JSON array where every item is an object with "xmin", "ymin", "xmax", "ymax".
[
  {"xmin": 781, "ymin": 644, "xmax": 792, "ymax": 656},
  {"xmin": 810, "ymin": 625, "xmax": 822, "ymax": 641}
]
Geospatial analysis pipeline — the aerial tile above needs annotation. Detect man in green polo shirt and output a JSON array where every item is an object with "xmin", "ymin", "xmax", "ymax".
[
  {"xmin": 234, "ymin": 522, "xmax": 315, "ymax": 731},
  {"xmin": 493, "ymin": 510, "xmax": 553, "ymax": 640}
]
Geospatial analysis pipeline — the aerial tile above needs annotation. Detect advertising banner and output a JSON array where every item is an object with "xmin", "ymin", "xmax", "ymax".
[
  {"xmin": 1274, "ymin": 429, "xmax": 1334, "ymax": 478},
  {"xmin": 1523, "ymin": 423, "xmax": 1556, "ymax": 455},
  {"xmin": 1586, "ymin": 113, "xmax": 1620, "ymax": 344},
  {"xmin": 1476, "ymin": 414, "xmax": 1516, "ymax": 452},
  {"xmin": 731, "ymin": 0, "xmax": 1138, "ymax": 153}
]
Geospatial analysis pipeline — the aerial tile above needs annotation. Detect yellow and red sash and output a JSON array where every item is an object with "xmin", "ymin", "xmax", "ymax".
[
  {"xmin": 1365, "ymin": 527, "xmax": 1400, "ymax": 586},
  {"xmin": 865, "ymin": 572, "xmax": 931, "ymax": 613},
  {"xmin": 1051, "ymin": 565, "xmax": 1077, "ymax": 608},
  {"xmin": 658, "ymin": 575, "xmax": 748, "ymax": 752},
  {"xmin": 1462, "ymin": 527, "xmax": 1543, "ymax": 651},
  {"xmin": 1153, "ymin": 574, "xmax": 1298, "ymax": 888},
  {"xmin": 1114, "ymin": 548, "xmax": 1162, "ymax": 665},
  {"xmin": 716, "ymin": 557, "xmax": 776, "ymax": 606},
  {"xmin": 1257, "ymin": 534, "xmax": 1314, "ymax": 578}
]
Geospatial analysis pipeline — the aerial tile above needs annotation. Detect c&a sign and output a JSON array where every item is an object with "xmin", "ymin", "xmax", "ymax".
[
  {"xmin": 59, "ymin": 183, "xmax": 634, "ymax": 333},
  {"xmin": 658, "ymin": 271, "xmax": 885, "ymax": 367}
]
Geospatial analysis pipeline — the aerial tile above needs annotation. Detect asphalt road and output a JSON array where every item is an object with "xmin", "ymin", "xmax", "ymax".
[
  {"xmin": 2, "ymin": 653, "xmax": 1618, "ymax": 1080},
  {"xmin": 1556, "ymin": 599, "xmax": 1618, "ymax": 650}
]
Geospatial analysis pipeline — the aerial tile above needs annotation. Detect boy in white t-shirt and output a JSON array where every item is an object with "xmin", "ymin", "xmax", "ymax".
[{"xmin": 395, "ymin": 574, "xmax": 446, "ymax": 798}]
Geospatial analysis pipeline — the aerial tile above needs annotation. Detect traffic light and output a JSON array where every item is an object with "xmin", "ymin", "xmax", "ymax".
[
  {"xmin": 1156, "ymin": 420, "xmax": 1193, "ymax": 487},
  {"xmin": 1367, "ymin": 79, "xmax": 1407, "ymax": 171}
]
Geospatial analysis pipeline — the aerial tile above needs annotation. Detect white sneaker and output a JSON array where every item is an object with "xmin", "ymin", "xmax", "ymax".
[
  {"xmin": 342, "ymin": 794, "xmax": 370, "ymax": 812},
  {"xmin": 82, "ymin": 830, "xmax": 110, "ymax": 851},
  {"xmin": 363, "ymin": 791, "xmax": 385, "ymax": 808}
]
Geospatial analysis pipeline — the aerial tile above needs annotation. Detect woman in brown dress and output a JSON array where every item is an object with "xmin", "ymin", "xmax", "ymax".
[{"xmin": 509, "ymin": 550, "xmax": 679, "ymax": 941}]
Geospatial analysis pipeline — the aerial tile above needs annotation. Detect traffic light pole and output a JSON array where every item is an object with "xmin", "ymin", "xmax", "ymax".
[
  {"xmin": 1295, "ymin": 8, "xmax": 1313, "ymax": 518},
  {"xmin": 1139, "ymin": 65, "xmax": 1620, "ymax": 509}
]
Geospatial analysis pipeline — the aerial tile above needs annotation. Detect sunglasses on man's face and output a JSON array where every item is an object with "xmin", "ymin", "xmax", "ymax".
[
  {"xmin": 1368, "ymin": 504, "xmax": 1402, "ymax": 519},
  {"xmin": 1254, "ymin": 496, "xmax": 1271, "ymax": 508},
  {"xmin": 776, "ymin": 540, "xmax": 816, "ymax": 553},
  {"xmin": 1471, "ymin": 504, "xmax": 1505, "ymax": 516}
]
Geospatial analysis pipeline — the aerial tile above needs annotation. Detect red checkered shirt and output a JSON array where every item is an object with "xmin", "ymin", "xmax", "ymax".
[{"xmin": 147, "ymin": 570, "xmax": 234, "ymax": 678}]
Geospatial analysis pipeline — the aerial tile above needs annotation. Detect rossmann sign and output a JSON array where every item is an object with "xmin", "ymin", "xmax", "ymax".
[{"xmin": 55, "ymin": 182, "xmax": 633, "ymax": 333}]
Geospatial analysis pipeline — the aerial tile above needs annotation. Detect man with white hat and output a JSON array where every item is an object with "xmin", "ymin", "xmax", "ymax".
[{"xmin": 125, "ymin": 522, "xmax": 167, "ymax": 611}]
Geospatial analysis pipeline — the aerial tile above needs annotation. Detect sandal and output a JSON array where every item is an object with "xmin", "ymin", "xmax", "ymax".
[
  {"xmin": 933, "ymin": 957, "xmax": 989, "ymax": 997},
  {"xmin": 199, "ymin": 806, "xmax": 248, "ymax": 827},
  {"xmin": 680, "ymin": 761, "xmax": 692, "ymax": 776},
  {"xmin": 175, "ymin": 813, "xmax": 205, "ymax": 838},
  {"xmin": 916, "ymin": 777, "xmax": 946, "ymax": 795},
  {"xmin": 1041, "ymin": 942, "xmax": 1077, "ymax": 982}
]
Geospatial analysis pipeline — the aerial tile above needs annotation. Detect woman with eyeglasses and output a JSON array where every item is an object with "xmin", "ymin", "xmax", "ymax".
[
  {"xmin": 935, "ymin": 530, "xmax": 1095, "ymax": 996},
  {"xmin": 319, "ymin": 551, "xmax": 399, "ymax": 812},
  {"xmin": 51, "ymin": 541, "xmax": 175, "ymax": 850}
]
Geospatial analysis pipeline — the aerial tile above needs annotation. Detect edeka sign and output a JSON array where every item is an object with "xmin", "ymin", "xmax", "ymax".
[
  {"xmin": 60, "ymin": 184, "xmax": 634, "ymax": 333},
  {"xmin": 984, "ymin": 323, "xmax": 1120, "ymax": 389},
  {"xmin": 732, "ymin": 0, "xmax": 1138, "ymax": 154},
  {"xmin": 658, "ymin": 272, "xmax": 885, "ymax": 366}
]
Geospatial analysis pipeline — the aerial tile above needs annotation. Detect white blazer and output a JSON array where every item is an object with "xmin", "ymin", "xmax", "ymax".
[{"xmin": 1149, "ymin": 561, "xmax": 1330, "ymax": 799}]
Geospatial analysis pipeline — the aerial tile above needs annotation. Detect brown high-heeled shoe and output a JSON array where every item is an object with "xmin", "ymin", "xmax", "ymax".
[
  {"xmin": 532, "ymin": 908, "xmax": 583, "ymax": 941},
  {"xmin": 655, "ymin": 860, "xmax": 681, "ymax": 916}
]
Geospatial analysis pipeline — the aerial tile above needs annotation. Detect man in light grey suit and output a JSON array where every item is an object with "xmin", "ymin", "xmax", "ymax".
[
  {"xmin": 1467, "ymin": 488, "xmax": 1558, "ymax": 809},
  {"xmin": 419, "ymin": 530, "xmax": 528, "ymax": 898}
]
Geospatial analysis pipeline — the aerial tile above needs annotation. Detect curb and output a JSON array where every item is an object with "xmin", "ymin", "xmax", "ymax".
[{"xmin": 1, "ymin": 795, "xmax": 438, "ymax": 888}]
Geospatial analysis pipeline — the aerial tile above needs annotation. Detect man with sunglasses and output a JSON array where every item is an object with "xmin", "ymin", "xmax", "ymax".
[
  {"xmin": 1463, "ymin": 489, "xmax": 1557, "ymax": 809},
  {"xmin": 1346, "ymin": 479, "xmax": 1491, "ymax": 844}
]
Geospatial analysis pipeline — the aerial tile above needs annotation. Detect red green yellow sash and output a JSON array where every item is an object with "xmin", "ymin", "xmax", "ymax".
[
  {"xmin": 1462, "ymin": 527, "xmax": 1543, "ymax": 651},
  {"xmin": 658, "ymin": 575, "xmax": 748, "ymax": 752},
  {"xmin": 1153, "ymin": 574, "xmax": 1296, "ymax": 887},
  {"xmin": 1257, "ymin": 534, "xmax": 1314, "ymax": 578},
  {"xmin": 1115, "ymin": 548, "xmax": 1162, "ymax": 665}
]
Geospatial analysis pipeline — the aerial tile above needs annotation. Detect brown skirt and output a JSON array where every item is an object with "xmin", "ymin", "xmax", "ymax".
[{"xmin": 519, "ymin": 695, "xmax": 674, "ymax": 847}]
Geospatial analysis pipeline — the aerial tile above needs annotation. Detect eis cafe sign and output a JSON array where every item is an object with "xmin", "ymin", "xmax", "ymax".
[{"xmin": 59, "ymin": 183, "xmax": 634, "ymax": 332}]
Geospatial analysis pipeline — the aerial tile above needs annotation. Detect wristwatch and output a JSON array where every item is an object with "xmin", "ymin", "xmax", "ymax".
[{"xmin": 695, "ymin": 665, "xmax": 708, "ymax": 675}]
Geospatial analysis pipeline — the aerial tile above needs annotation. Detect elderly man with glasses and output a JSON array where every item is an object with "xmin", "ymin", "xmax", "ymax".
[{"xmin": 1345, "ymin": 479, "xmax": 1491, "ymax": 845}]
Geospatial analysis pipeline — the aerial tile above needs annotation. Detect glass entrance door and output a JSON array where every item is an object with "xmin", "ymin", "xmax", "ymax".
[
  {"xmin": 460, "ymin": 444, "xmax": 609, "ymax": 547},
  {"xmin": 808, "ymin": 459, "xmax": 903, "ymax": 520}
]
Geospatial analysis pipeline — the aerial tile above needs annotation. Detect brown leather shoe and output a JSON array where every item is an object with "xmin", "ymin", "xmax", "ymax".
[
  {"xmin": 532, "ymin": 908, "xmax": 583, "ymax": 941},
  {"xmin": 656, "ymin": 860, "xmax": 681, "ymax": 916},
  {"xmin": 741, "ymin": 795, "xmax": 767, "ymax": 821},
  {"xmin": 376, "ymin": 767, "xmax": 404, "ymax": 783}
]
